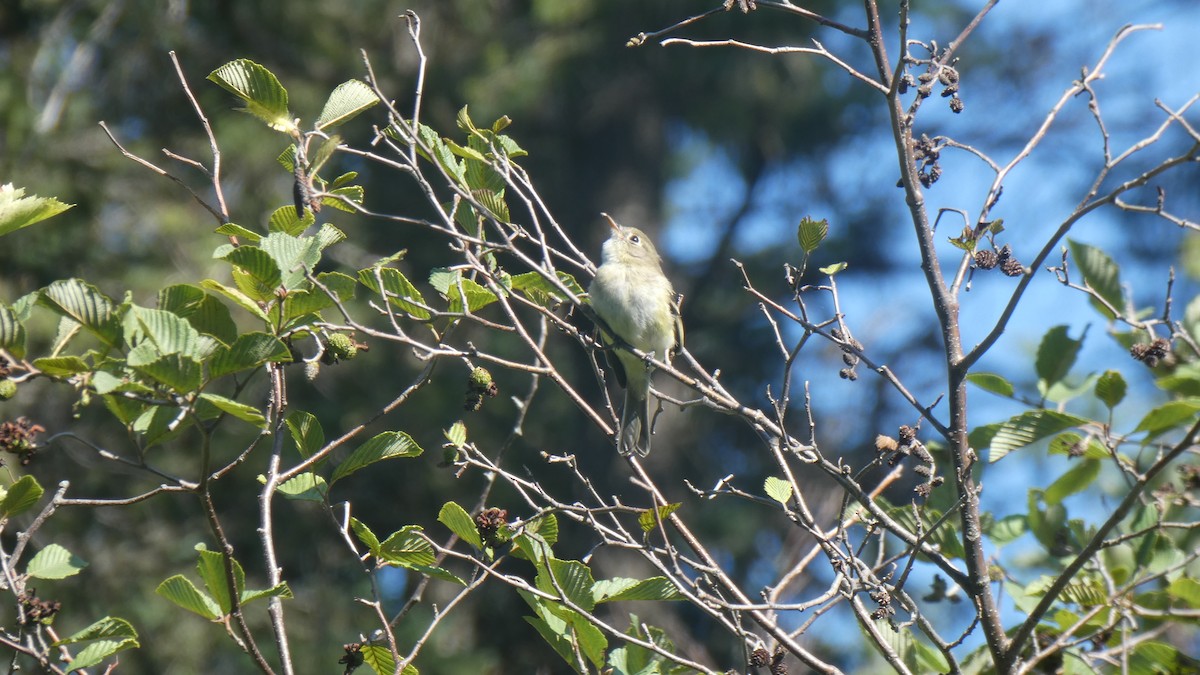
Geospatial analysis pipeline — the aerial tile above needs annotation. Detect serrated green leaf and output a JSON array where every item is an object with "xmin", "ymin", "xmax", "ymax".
[
  {"xmin": 0, "ymin": 304, "xmax": 27, "ymax": 358},
  {"xmin": 222, "ymin": 246, "xmax": 283, "ymax": 301},
  {"xmin": 510, "ymin": 271, "xmax": 586, "ymax": 307},
  {"xmin": 331, "ymin": 431, "xmax": 423, "ymax": 483},
  {"xmin": 32, "ymin": 355, "xmax": 90, "ymax": 377},
  {"xmin": 156, "ymin": 575, "xmax": 221, "ymax": 619},
  {"xmin": 437, "ymin": 501, "xmax": 483, "ymax": 548},
  {"xmin": 985, "ymin": 410, "xmax": 1088, "ymax": 462},
  {"xmin": 764, "ymin": 476, "xmax": 793, "ymax": 504},
  {"xmin": 350, "ymin": 517, "xmax": 381, "ymax": 557},
  {"xmin": 53, "ymin": 617, "xmax": 138, "ymax": 671},
  {"xmin": 315, "ymin": 79, "xmax": 378, "ymax": 129},
  {"xmin": 267, "ymin": 204, "xmax": 315, "ymax": 235},
  {"xmin": 322, "ymin": 185, "xmax": 364, "ymax": 212},
  {"xmin": 593, "ymin": 577, "xmax": 682, "ymax": 603},
  {"xmin": 260, "ymin": 232, "xmax": 321, "ymax": 291},
  {"xmin": 213, "ymin": 222, "xmax": 262, "ymax": 243},
  {"xmin": 1068, "ymin": 239, "xmax": 1123, "ymax": 318},
  {"xmin": 274, "ymin": 472, "xmax": 327, "ymax": 501},
  {"xmin": 358, "ymin": 266, "xmax": 430, "ymax": 320},
  {"xmin": 1047, "ymin": 432, "xmax": 1108, "ymax": 460},
  {"xmin": 379, "ymin": 526, "xmax": 436, "ymax": 567},
  {"xmin": 196, "ymin": 546, "xmax": 246, "ymax": 616},
  {"xmin": 129, "ymin": 353, "xmax": 202, "ymax": 392},
  {"xmin": 428, "ymin": 268, "xmax": 497, "ymax": 313},
  {"xmin": 199, "ymin": 279, "xmax": 270, "ymax": 323},
  {"xmin": 1134, "ymin": 399, "xmax": 1200, "ymax": 438},
  {"xmin": 197, "ymin": 393, "xmax": 268, "ymax": 428},
  {"xmin": 798, "ymin": 217, "xmax": 829, "ymax": 254},
  {"xmin": 0, "ymin": 183, "xmax": 73, "ymax": 237},
  {"xmin": 285, "ymin": 410, "xmax": 324, "ymax": 458},
  {"xmin": 537, "ymin": 558, "xmax": 596, "ymax": 612},
  {"xmin": 1036, "ymin": 325, "xmax": 1084, "ymax": 392},
  {"xmin": 40, "ymin": 279, "xmax": 122, "ymax": 348},
  {"xmin": 0, "ymin": 475, "xmax": 44, "ymax": 518},
  {"xmin": 241, "ymin": 582, "xmax": 293, "ymax": 605},
  {"xmin": 444, "ymin": 421, "xmax": 467, "ymax": 449},
  {"xmin": 966, "ymin": 372, "xmax": 1015, "ymax": 397},
  {"xmin": 638, "ymin": 503, "xmax": 681, "ymax": 533},
  {"xmin": 1094, "ymin": 370, "xmax": 1126, "ymax": 409},
  {"xmin": 27, "ymin": 543, "xmax": 88, "ymax": 580},
  {"xmin": 207, "ymin": 59, "xmax": 293, "ymax": 132},
  {"xmin": 208, "ymin": 332, "xmax": 291, "ymax": 378}
]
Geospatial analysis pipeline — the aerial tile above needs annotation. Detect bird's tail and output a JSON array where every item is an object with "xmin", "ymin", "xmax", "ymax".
[{"xmin": 620, "ymin": 389, "xmax": 652, "ymax": 457}]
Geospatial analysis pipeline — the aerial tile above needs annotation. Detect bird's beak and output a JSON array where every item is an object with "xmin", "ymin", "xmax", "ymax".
[{"xmin": 600, "ymin": 212, "xmax": 620, "ymax": 232}]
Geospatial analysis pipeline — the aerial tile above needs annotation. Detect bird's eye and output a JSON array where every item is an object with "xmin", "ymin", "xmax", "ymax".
[{"xmin": 630, "ymin": 234, "xmax": 640, "ymax": 244}]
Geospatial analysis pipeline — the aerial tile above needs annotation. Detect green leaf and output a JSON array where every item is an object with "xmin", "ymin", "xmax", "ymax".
[
  {"xmin": 438, "ymin": 502, "xmax": 483, "ymax": 548},
  {"xmin": 331, "ymin": 431, "xmax": 423, "ymax": 483},
  {"xmin": 199, "ymin": 279, "xmax": 270, "ymax": 323},
  {"xmin": 223, "ymin": 245, "xmax": 284, "ymax": 301},
  {"xmin": 593, "ymin": 577, "xmax": 683, "ymax": 603},
  {"xmin": 987, "ymin": 514, "xmax": 1028, "ymax": 545},
  {"xmin": 129, "ymin": 353, "xmax": 202, "ymax": 392},
  {"xmin": 32, "ymin": 355, "xmax": 90, "ymax": 377},
  {"xmin": 285, "ymin": 410, "xmax": 324, "ymax": 458},
  {"xmin": 1068, "ymin": 239, "xmax": 1123, "ymax": 318},
  {"xmin": 197, "ymin": 393, "xmax": 268, "ymax": 428},
  {"xmin": 428, "ymin": 268, "xmax": 498, "ymax": 313},
  {"xmin": 763, "ymin": 476, "xmax": 793, "ymax": 504},
  {"xmin": 27, "ymin": 543, "xmax": 88, "ymax": 580},
  {"xmin": 132, "ymin": 406, "xmax": 191, "ymax": 448},
  {"xmin": 1036, "ymin": 325, "xmax": 1084, "ymax": 393},
  {"xmin": 1048, "ymin": 432, "xmax": 1108, "ymax": 460},
  {"xmin": 157, "ymin": 284, "xmax": 235, "ymax": 342},
  {"xmin": 208, "ymin": 332, "xmax": 291, "ymax": 378},
  {"xmin": 0, "ymin": 475, "xmax": 44, "ymax": 518},
  {"xmin": 260, "ymin": 232, "xmax": 322, "ymax": 291},
  {"xmin": 1166, "ymin": 577, "xmax": 1200, "ymax": 608},
  {"xmin": 1134, "ymin": 399, "xmax": 1200, "ymax": 439},
  {"xmin": 637, "ymin": 503, "xmax": 681, "ymax": 533},
  {"xmin": 274, "ymin": 472, "xmax": 327, "ymax": 501},
  {"xmin": 527, "ymin": 513, "xmax": 559, "ymax": 547},
  {"xmin": 156, "ymin": 575, "xmax": 221, "ymax": 619},
  {"xmin": 444, "ymin": 421, "xmax": 467, "ymax": 449},
  {"xmin": 378, "ymin": 525, "xmax": 436, "ymax": 567},
  {"xmin": 321, "ymin": 185, "xmax": 364, "ymax": 212},
  {"xmin": 350, "ymin": 518, "xmax": 381, "ymax": 557},
  {"xmin": 316, "ymin": 79, "xmax": 379, "ymax": 129},
  {"xmin": 196, "ymin": 546, "xmax": 245, "ymax": 616},
  {"xmin": 39, "ymin": 279, "xmax": 122, "ymax": 348},
  {"xmin": 797, "ymin": 217, "xmax": 829, "ymax": 254},
  {"xmin": 214, "ymin": 221, "xmax": 262, "ymax": 243},
  {"xmin": 53, "ymin": 617, "xmax": 139, "ymax": 672},
  {"xmin": 0, "ymin": 183, "xmax": 73, "ymax": 237},
  {"xmin": 819, "ymin": 261, "xmax": 848, "ymax": 275},
  {"xmin": 510, "ymin": 271, "xmax": 586, "ymax": 307},
  {"xmin": 1043, "ymin": 459, "xmax": 1100, "ymax": 505},
  {"xmin": 966, "ymin": 372, "xmax": 1015, "ymax": 397},
  {"xmin": 980, "ymin": 410, "xmax": 1088, "ymax": 462},
  {"xmin": 125, "ymin": 306, "xmax": 213, "ymax": 360},
  {"xmin": 207, "ymin": 59, "xmax": 293, "ymax": 132},
  {"xmin": 0, "ymin": 304, "xmax": 27, "ymax": 359},
  {"xmin": 358, "ymin": 266, "xmax": 431, "ymax": 320},
  {"xmin": 240, "ymin": 582, "xmax": 293, "ymax": 606},
  {"xmin": 1094, "ymin": 370, "xmax": 1126, "ymax": 409},
  {"xmin": 537, "ymin": 558, "xmax": 597, "ymax": 612},
  {"xmin": 267, "ymin": 204, "xmax": 314, "ymax": 235}
]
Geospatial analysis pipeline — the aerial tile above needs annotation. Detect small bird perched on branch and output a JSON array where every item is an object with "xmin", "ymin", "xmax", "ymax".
[{"xmin": 588, "ymin": 213, "xmax": 683, "ymax": 456}]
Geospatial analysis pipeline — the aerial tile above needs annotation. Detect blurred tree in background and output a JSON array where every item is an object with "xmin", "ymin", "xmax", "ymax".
[{"xmin": 1, "ymin": 1, "xmax": 1199, "ymax": 673}]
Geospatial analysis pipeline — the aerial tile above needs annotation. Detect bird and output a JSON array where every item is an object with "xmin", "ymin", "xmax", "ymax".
[{"xmin": 587, "ymin": 213, "xmax": 683, "ymax": 456}]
